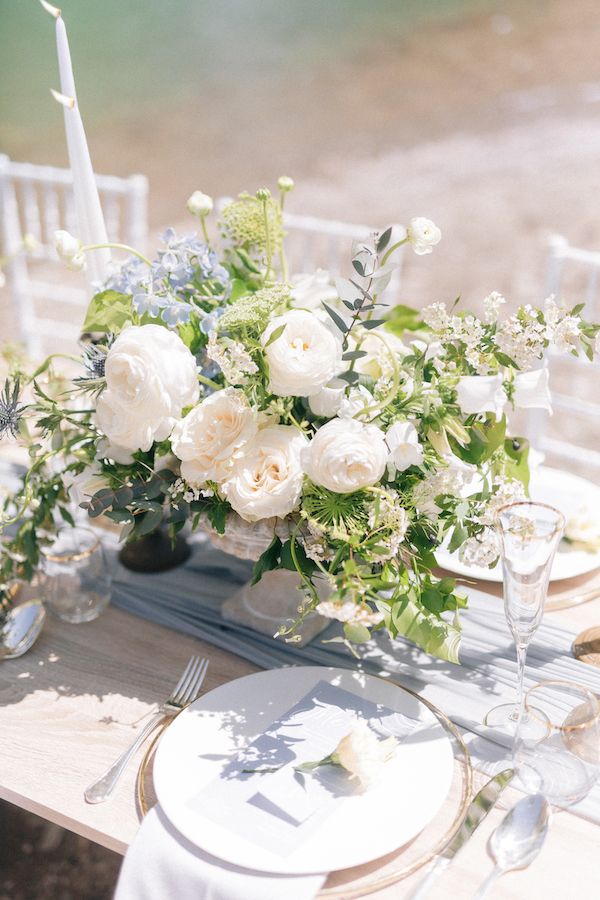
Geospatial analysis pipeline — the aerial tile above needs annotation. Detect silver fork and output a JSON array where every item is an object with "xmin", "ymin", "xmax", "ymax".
[{"xmin": 84, "ymin": 656, "xmax": 209, "ymax": 804}]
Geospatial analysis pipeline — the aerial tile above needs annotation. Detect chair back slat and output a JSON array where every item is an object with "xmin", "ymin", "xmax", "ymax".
[
  {"xmin": 528, "ymin": 234, "xmax": 600, "ymax": 479},
  {"xmin": 0, "ymin": 155, "xmax": 148, "ymax": 357}
]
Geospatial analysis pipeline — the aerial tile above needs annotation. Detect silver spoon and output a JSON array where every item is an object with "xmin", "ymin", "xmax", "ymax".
[
  {"xmin": 0, "ymin": 600, "xmax": 46, "ymax": 660},
  {"xmin": 472, "ymin": 794, "xmax": 551, "ymax": 899}
]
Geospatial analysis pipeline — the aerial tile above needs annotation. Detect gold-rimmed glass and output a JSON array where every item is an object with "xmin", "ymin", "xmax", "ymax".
[
  {"xmin": 513, "ymin": 680, "xmax": 600, "ymax": 806},
  {"xmin": 41, "ymin": 526, "xmax": 111, "ymax": 623},
  {"xmin": 484, "ymin": 501, "xmax": 565, "ymax": 732}
]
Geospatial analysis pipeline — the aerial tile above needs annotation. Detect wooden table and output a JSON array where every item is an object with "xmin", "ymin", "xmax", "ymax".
[{"xmin": 1, "ymin": 600, "xmax": 600, "ymax": 898}]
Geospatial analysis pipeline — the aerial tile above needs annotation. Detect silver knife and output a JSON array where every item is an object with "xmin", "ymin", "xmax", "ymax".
[{"xmin": 408, "ymin": 768, "xmax": 515, "ymax": 900}]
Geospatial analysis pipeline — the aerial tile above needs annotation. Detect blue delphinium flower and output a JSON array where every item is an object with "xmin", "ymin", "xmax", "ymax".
[{"xmin": 103, "ymin": 257, "xmax": 149, "ymax": 295}]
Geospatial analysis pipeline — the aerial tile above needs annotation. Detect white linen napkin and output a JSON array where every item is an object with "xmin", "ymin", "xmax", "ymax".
[{"xmin": 114, "ymin": 805, "xmax": 327, "ymax": 900}]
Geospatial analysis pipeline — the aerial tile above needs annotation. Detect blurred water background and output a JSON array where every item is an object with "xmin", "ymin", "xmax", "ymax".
[{"xmin": 3, "ymin": 0, "xmax": 600, "ymax": 306}]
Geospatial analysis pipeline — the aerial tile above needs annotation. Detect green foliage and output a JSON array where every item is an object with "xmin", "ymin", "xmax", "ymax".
[{"xmin": 82, "ymin": 291, "xmax": 134, "ymax": 333}]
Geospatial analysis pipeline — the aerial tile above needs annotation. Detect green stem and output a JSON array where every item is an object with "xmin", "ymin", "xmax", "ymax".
[
  {"xmin": 261, "ymin": 201, "xmax": 273, "ymax": 285},
  {"xmin": 380, "ymin": 236, "xmax": 408, "ymax": 268},
  {"xmin": 197, "ymin": 373, "xmax": 222, "ymax": 391},
  {"xmin": 200, "ymin": 218, "xmax": 211, "ymax": 248},
  {"xmin": 355, "ymin": 330, "xmax": 401, "ymax": 420},
  {"xmin": 82, "ymin": 242, "xmax": 152, "ymax": 267}
]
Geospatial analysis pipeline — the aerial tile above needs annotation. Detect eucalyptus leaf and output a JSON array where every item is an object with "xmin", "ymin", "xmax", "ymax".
[{"xmin": 322, "ymin": 303, "xmax": 348, "ymax": 335}]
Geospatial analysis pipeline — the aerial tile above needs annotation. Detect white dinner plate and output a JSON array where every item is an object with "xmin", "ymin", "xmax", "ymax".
[
  {"xmin": 436, "ymin": 465, "xmax": 600, "ymax": 583},
  {"xmin": 153, "ymin": 666, "xmax": 454, "ymax": 875}
]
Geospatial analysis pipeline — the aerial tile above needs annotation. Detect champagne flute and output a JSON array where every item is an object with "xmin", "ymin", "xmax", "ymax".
[{"xmin": 484, "ymin": 501, "xmax": 565, "ymax": 732}]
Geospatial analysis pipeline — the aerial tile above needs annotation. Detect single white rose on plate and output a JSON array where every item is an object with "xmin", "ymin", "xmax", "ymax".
[
  {"xmin": 96, "ymin": 324, "xmax": 199, "ymax": 453},
  {"xmin": 262, "ymin": 309, "xmax": 342, "ymax": 397},
  {"xmin": 455, "ymin": 374, "xmax": 507, "ymax": 417},
  {"xmin": 297, "ymin": 721, "xmax": 398, "ymax": 791},
  {"xmin": 564, "ymin": 508, "xmax": 600, "ymax": 552},
  {"xmin": 406, "ymin": 217, "xmax": 441, "ymax": 255},
  {"xmin": 221, "ymin": 425, "xmax": 307, "ymax": 522},
  {"xmin": 62, "ymin": 463, "xmax": 110, "ymax": 507},
  {"xmin": 171, "ymin": 388, "xmax": 257, "ymax": 485},
  {"xmin": 302, "ymin": 418, "xmax": 387, "ymax": 493},
  {"xmin": 386, "ymin": 421, "xmax": 424, "ymax": 474},
  {"xmin": 291, "ymin": 269, "xmax": 338, "ymax": 311}
]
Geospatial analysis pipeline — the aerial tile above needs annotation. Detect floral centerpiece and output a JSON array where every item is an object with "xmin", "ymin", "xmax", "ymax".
[{"xmin": 1, "ymin": 178, "xmax": 599, "ymax": 661}]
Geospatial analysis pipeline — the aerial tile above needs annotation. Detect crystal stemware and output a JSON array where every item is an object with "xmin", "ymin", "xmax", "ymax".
[
  {"xmin": 514, "ymin": 680, "xmax": 600, "ymax": 806},
  {"xmin": 484, "ymin": 501, "xmax": 565, "ymax": 732},
  {"xmin": 41, "ymin": 526, "xmax": 111, "ymax": 623}
]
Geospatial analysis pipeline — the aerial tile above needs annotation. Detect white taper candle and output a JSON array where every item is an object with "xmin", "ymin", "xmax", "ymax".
[{"xmin": 43, "ymin": 2, "xmax": 111, "ymax": 286}]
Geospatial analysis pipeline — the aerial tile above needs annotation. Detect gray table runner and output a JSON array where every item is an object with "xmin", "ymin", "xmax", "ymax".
[{"xmin": 111, "ymin": 537, "xmax": 600, "ymax": 825}]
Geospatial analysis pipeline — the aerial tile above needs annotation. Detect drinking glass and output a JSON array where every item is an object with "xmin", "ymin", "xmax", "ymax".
[
  {"xmin": 484, "ymin": 501, "xmax": 565, "ymax": 731},
  {"xmin": 514, "ymin": 680, "xmax": 600, "ymax": 806},
  {"xmin": 41, "ymin": 527, "xmax": 111, "ymax": 623}
]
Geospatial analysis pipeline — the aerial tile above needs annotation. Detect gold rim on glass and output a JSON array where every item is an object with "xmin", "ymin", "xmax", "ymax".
[
  {"xmin": 495, "ymin": 500, "xmax": 566, "ymax": 537},
  {"xmin": 136, "ymin": 677, "xmax": 472, "ymax": 898},
  {"xmin": 42, "ymin": 527, "xmax": 101, "ymax": 563},
  {"xmin": 524, "ymin": 679, "xmax": 600, "ymax": 731}
]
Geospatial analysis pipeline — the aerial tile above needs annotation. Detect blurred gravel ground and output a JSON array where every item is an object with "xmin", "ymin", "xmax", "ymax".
[{"xmin": 0, "ymin": 802, "xmax": 119, "ymax": 900}]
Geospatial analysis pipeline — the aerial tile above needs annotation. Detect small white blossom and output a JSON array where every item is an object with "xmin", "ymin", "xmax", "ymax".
[
  {"xmin": 413, "ymin": 469, "xmax": 464, "ymax": 521},
  {"xmin": 422, "ymin": 302, "xmax": 450, "ymax": 332},
  {"xmin": 552, "ymin": 316, "xmax": 580, "ymax": 353},
  {"xmin": 459, "ymin": 529, "xmax": 500, "ymax": 568},
  {"xmin": 483, "ymin": 291, "xmax": 506, "ymax": 323},
  {"xmin": 207, "ymin": 333, "xmax": 258, "ymax": 385},
  {"xmin": 315, "ymin": 600, "xmax": 384, "ymax": 628},
  {"xmin": 477, "ymin": 476, "xmax": 526, "ymax": 526}
]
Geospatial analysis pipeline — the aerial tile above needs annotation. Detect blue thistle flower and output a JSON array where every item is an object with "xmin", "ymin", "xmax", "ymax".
[{"xmin": 0, "ymin": 379, "xmax": 25, "ymax": 440}]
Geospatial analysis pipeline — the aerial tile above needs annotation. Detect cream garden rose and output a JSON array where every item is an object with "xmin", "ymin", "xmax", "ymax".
[
  {"xmin": 171, "ymin": 388, "xmax": 257, "ymax": 485},
  {"xmin": 302, "ymin": 418, "xmax": 388, "ymax": 493},
  {"xmin": 221, "ymin": 425, "xmax": 307, "ymax": 522},
  {"xmin": 96, "ymin": 325, "xmax": 199, "ymax": 453},
  {"xmin": 262, "ymin": 309, "xmax": 342, "ymax": 397},
  {"xmin": 297, "ymin": 722, "xmax": 398, "ymax": 790}
]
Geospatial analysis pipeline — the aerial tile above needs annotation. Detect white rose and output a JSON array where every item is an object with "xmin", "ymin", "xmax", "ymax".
[
  {"xmin": 302, "ymin": 418, "xmax": 387, "ymax": 493},
  {"xmin": 262, "ymin": 309, "xmax": 342, "ymax": 397},
  {"xmin": 455, "ymin": 374, "xmax": 507, "ymax": 417},
  {"xmin": 565, "ymin": 509, "xmax": 600, "ymax": 551},
  {"xmin": 63, "ymin": 463, "xmax": 110, "ymax": 507},
  {"xmin": 338, "ymin": 384, "xmax": 374, "ymax": 419},
  {"xmin": 96, "ymin": 325, "xmax": 199, "ymax": 453},
  {"xmin": 171, "ymin": 388, "xmax": 257, "ymax": 485},
  {"xmin": 221, "ymin": 425, "xmax": 307, "ymax": 522},
  {"xmin": 186, "ymin": 190, "xmax": 213, "ymax": 217},
  {"xmin": 307, "ymin": 379, "xmax": 346, "ymax": 417},
  {"xmin": 96, "ymin": 438, "xmax": 135, "ymax": 465},
  {"xmin": 386, "ymin": 421, "xmax": 424, "ymax": 474},
  {"xmin": 513, "ymin": 367, "xmax": 552, "ymax": 413},
  {"xmin": 290, "ymin": 269, "xmax": 338, "ymax": 311},
  {"xmin": 331, "ymin": 722, "xmax": 398, "ymax": 790},
  {"xmin": 54, "ymin": 229, "xmax": 86, "ymax": 271},
  {"xmin": 406, "ymin": 217, "xmax": 441, "ymax": 255}
]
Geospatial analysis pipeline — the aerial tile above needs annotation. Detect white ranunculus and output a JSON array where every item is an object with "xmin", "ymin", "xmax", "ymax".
[
  {"xmin": 262, "ymin": 309, "xmax": 342, "ymax": 397},
  {"xmin": 455, "ymin": 374, "xmax": 507, "ymax": 417},
  {"xmin": 338, "ymin": 384, "xmax": 374, "ymax": 419},
  {"xmin": 331, "ymin": 722, "xmax": 398, "ymax": 790},
  {"xmin": 513, "ymin": 367, "xmax": 552, "ymax": 413},
  {"xmin": 186, "ymin": 190, "xmax": 213, "ymax": 217},
  {"xmin": 406, "ymin": 217, "xmax": 441, "ymax": 255},
  {"xmin": 291, "ymin": 269, "xmax": 338, "ymax": 311},
  {"xmin": 307, "ymin": 379, "xmax": 346, "ymax": 417},
  {"xmin": 221, "ymin": 425, "xmax": 307, "ymax": 522},
  {"xmin": 565, "ymin": 509, "xmax": 600, "ymax": 551},
  {"xmin": 302, "ymin": 418, "xmax": 387, "ymax": 493},
  {"xmin": 96, "ymin": 325, "xmax": 199, "ymax": 453},
  {"xmin": 171, "ymin": 388, "xmax": 257, "ymax": 485},
  {"xmin": 386, "ymin": 421, "xmax": 424, "ymax": 474},
  {"xmin": 63, "ymin": 463, "xmax": 110, "ymax": 507},
  {"xmin": 54, "ymin": 229, "xmax": 86, "ymax": 271}
]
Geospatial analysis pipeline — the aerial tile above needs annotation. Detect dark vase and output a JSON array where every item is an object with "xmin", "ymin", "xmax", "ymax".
[{"xmin": 119, "ymin": 526, "xmax": 191, "ymax": 573}]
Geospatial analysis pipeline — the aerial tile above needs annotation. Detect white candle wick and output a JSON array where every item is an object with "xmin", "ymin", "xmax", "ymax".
[{"xmin": 39, "ymin": 0, "xmax": 61, "ymax": 18}]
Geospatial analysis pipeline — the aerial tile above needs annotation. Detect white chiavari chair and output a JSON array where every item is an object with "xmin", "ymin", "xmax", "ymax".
[
  {"xmin": 0, "ymin": 154, "xmax": 148, "ymax": 358},
  {"xmin": 523, "ymin": 234, "xmax": 600, "ymax": 478}
]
